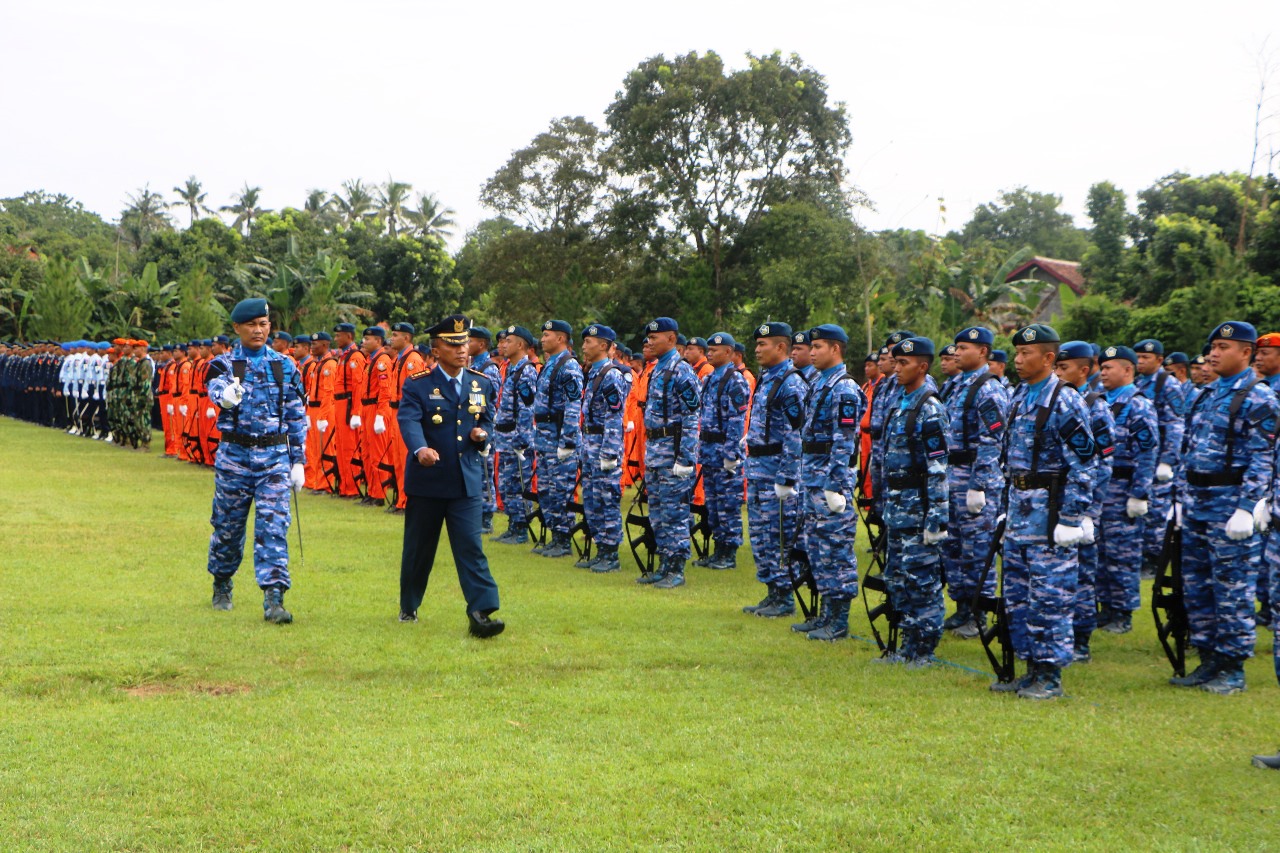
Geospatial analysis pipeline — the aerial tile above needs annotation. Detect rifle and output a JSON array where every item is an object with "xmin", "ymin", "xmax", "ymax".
[
  {"xmin": 970, "ymin": 515, "xmax": 1015, "ymax": 684},
  {"xmin": 1151, "ymin": 500, "xmax": 1188, "ymax": 677},
  {"xmin": 516, "ymin": 448, "xmax": 546, "ymax": 546},
  {"xmin": 857, "ymin": 498, "xmax": 898, "ymax": 656},
  {"xmin": 624, "ymin": 465, "xmax": 657, "ymax": 575},
  {"xmin": 688, "ymin": 466, "xmax": 714, "ymax": 561},
  {"xmin": 780, "ymin": 498, "xmax": 819, "ymax": 620},
  {"xmin": 567, "ymin": 468, "xmax": 593, "ymax": 562}
]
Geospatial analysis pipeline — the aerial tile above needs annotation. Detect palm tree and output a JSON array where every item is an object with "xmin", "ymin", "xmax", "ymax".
[
  {"xmin": 331, "ymin": 179, "xmax": 376, "ymax": 228},
  {"xmin": 171, "ymin": 176, "xmax": 212, "ymax": 226},
  {"xmin": 221, "ymin": 183, "xmax": 268, "ymax": 235},
  {"xmin": 120, "ymin": 185, "xmax": 172, "ymax": 250},
  {"xmin": 377, "ymin": 178, "xmax": 414, "ymax": 237},
  {"xmin": 304, "ymin": 188, "xmax": 330, "ymax": 214},
  {"xmin": 407, "ymin": 192, "xmax": 457, "ymax": 242}
]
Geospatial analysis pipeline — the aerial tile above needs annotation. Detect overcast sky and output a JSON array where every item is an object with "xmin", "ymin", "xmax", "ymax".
[{"xmin": 3, "ymin": 0, "xmax": 1277, "ymax": 249}]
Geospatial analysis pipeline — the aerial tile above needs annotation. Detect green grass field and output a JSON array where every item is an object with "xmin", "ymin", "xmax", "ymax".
[{"xmin": 1, "ymin": 417, "xmax": 1276, "ymax": 851}]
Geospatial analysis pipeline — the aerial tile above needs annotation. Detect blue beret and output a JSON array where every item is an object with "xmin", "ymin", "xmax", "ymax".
[
  {"xmin": 1163, "ymin": 351, "xmax": 1189, "ymax": 366},
  {"xmin": 230, "ymin": 298, "xmax": 269, "ymax": 324},
  {"xmin": 733, "ymin": 342, "xmax": 746, "ymax": 354},
  {"xmin": 1208, "ymin": 321, "xmax": 1256, "ymax": 344},
  {"xmin": 891, "ymin": 336, "xmax": 934, "ymax": 358},
  {"xmin": 1090, "ymin": 343, "xmax": 1102, "ymax": 360},
  {"xmin": 884, "ymin": 330, "xmax": 915, "ymax": 347},
  {"xmin": 1058, "ymin": 340, "xmax": 1094, "ymax": 361},
  {"xmin": 542, "ymin": 319, "xmax": 573, "ymax": 337},
  {"xmin": 294, "ymin": 334, "xmax": 311, "ymax": 344},
  {"xmin": 427, "ymin": 314, "xmax": 471, "ymax": 344},
  {"xmin": 334, "ymin": 323, "xmax": 356, "ymax": 334},
  {"xmin": 989, "ymin": 349, "xmax": 1008, "ymax": 363},
  {"xmin": 809, "ymin": 324, "xmax": 848, "ymax": 345},
  {"xmin": 312, "ymin": 331, "xmax": 333, "ymax": 342},
  {"xmin": 754, "ymin": 321, "xmax": 793, "ymax": 339},
  {"xmin": 362, "ymin": 326, "xmax": 385, "ymax": 339},
  {"xmin": 865, "ymin": 352, "xmax": 879, "ymax": 362},
  {"xmin": 162, "ymin": 344, "xmax": 174, "ymax": 352},
  {"xmin": 469, "ymin": 326, "xmax": 492, "ymax": 342},
  {"xmin": 676, "ymin": 333, "xmax": 688, "ymax": 346},
  {"xmin": 1011, "ymin": 324, "xmax": 1060, "ymax": 345},
  {"xmin": 1192, "ymin": 353, "xmax": 1207, "ymax": 365},
  {"xmin": 687, "ymin": 336, "xmax": 708, "ymax": 349},
  {"xmin": 792, "ymin": 329, "xmax": 811, "ymax": 346},
  {"xmin": 273, "ymin": 331, "xmax": 293, "ymax": 343},
  {"xmin": 955, "ymin": 326, "xmax": 995, "ymax": 346},
  {"xmin": 646, "ymin": 317, "xmax": 679, "ymax": 334},
  {"xmin": 201, "ymin": 339, "xmax": 214, "ymax": 347},
  {"xmin": 97, "ymin": 342, "xmax": 110, "ymax": 351},
  {"xmin": 582, "ymin": 323, "xmax": 616, "ymax": 342},
  {"xmin": 506, "ymin": 325, "xmax": 536, "ymax": 347},
  {"xmin": 1133, "ymin": 338, "xmax": 1164, "ymax": 355},
  {"xmin": 1099, "ymin": 345, "xmax": 1137, "ymax": 365},
  {"xmin": 213, "ymin": 335, "xmax": 229, "ymax": 345},
  {"xmin": 941, "ymin": 344, "xmax": 957, "ymax": 356},
  {"xmin": 390, "ymin": 322, "xmax": 415, "ymax": 335},
  {"xmin": 707, "ymin": 332, "xmax": 737, "ymax": 348}
]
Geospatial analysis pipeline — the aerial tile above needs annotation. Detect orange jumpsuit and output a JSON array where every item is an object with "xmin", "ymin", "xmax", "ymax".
[
  {"xmin": 386, "ymin": 347, "xmax": 426, "ymax": 509},
  {"xmin": 174, "ymin": 357, "xmax": 194, "ymax": 461},
  {"xmin": 334, "ymin": 344, "xmax": 368, "ymax": 496},
  {"xmin": 622, "ymin": 361, "xmax": 652, "ymax": 487},
  {"xmin": 360, "ymin": 345, "xmax": 395, "ymax": 501},
  {"xmin": 859, "ymin": 376, "xmax": 880, "ymax": 500},
  {"xmin": 157, "ymin": 360, "xmax": 175, "ymax": 456},
  {"xmin": 308, "ymin": 352, "xmax": 340, "ymax": 491}
]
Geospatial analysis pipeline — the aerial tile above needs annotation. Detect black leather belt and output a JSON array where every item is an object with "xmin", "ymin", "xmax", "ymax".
[
  {"xmin": 1187, "ymin": 469, "xmax": 1245, "ymax": 487},
  {"xmin": 1111, "ymin": 465, "xmax": 1134, "ymax": 480},
  {"xmin": 647, "ymin": 425, "xmax": 681, "ymax": 440},
  {"xmin": 534, "ymin": 414, "xmax": 563, "ymax": 426},
  {"xmin": 389, "ymin": 401, "xmax": 400, "ymax": 409},
  {"xmin": 361, "ymin": 397, "xmax": 377, "ymax": 405},
  {"xmin": 746, "ymin": 443, "xmax": 782, "ymax": 457},
  {"xmin": 335, "ymin": 392, "xmax": 351, "ymax": 400},
  {"xmin": 888, "ymin": 472, "xmax": 927, "ymax": 490},
  {"xmin": 584, "ymin": 425, "xmax": 605, "ymax": 435},
  {"xmin": 495, "ymin": 422, "xmax": 516, "ymax": 433},
  {"xmin": 221, "ymin": 433, "xmax": 288, "ymax": 448},
  {"xmin": 702, "ymin": 430, "xmax": 726, "ymax": 443},
  {"xmin": 948, "ymin": 450, "xmax": 976, "ymax": 465},
  {"xmin": 1009, "ymin": 470, "xmax": 1063, "ymax": 490},
  {"xmin": 803, "ymin": 441, "xmax": 833, "ymax": 454},
  {"xmin": 307, "ymin": 401, "xmax": 321, "ymax": 408}
]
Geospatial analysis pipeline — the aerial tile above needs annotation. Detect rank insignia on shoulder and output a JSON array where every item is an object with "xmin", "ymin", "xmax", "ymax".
[{"xmin": 410, "ymin": 369, "xmax": 431, "ymax": 380}]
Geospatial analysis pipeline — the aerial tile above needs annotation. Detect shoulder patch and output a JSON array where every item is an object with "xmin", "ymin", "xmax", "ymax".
[
  {"xmin": 409, "ymin": 369, "xmax": 432, "ymax": 380},
  {"xmin": 1060, "ymin": 416, "xmax": 1096, "ymax": 462}
]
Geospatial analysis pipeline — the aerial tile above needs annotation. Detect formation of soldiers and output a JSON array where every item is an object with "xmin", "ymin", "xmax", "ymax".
[{"xmin": 3, "ymin": 315, "xmax": 1278, "ymax": 707}]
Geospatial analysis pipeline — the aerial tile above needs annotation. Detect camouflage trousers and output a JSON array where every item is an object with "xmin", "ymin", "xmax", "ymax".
[
  {"xmin": 1265, "ymin": 527, "xmax": 1280, "ymax": 685},
  {"xmin": 886, "ymin": 526, "xmax": 944, "ymax": 655},
  {"xmin": 535, "ymin": 450, "xmax": 578, "ymax": 536},
  {"xmin": 746, "ymin": 480, "xmax": 800, "ymax": 588},
  {"xmin": 581, "ymin": 466, "xmax": 622, "ymax": 548},
  {"xmin": 1002, "ymin": 540, "xmax": 1078, "ymax": 668},
  {"xmin": 942, "ymin": 475, "xmax": 999, "ymax": 604},
  {"xmin": 1142, "ymin": 477, "xmax": 1174, "ymax": 566},
  {"xmin": 803, "ymin": 487, "xmax": 859, "ymax": 598},
  {"xmin": 648, "ymin": 466, "xmax": 694, "ymax": 562},
  {"xmin": 497, "ymin": 450, "xmax": 534, "ymax": 525},
  {"xmin": 703, "ymin": 463, "xmax": 744, "ymax": 549},
  {"xmin": 207, "ymin": 446, "xmax": 292, "ymax": 588},
  {"xmin": 1073, "ymin": 536, "xmax": 1099, "ymax": 636},
  {"xmin": 1182, "ymin": 516, "xmax": 1262, "ymax": 661},
  {"xmin": 1098, "ymin": 487, "xmax": 1144, "ymax": 613}
]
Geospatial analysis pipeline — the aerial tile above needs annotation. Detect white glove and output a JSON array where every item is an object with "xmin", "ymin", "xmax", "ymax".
[
  {"xmin": 600, "ymin": 457, "xmax": 618, "ymax": 472},
  {"xmin": 556, "ymin": 446, "xmax": 574, "ymax": 462},
  {"xmin": 166, "ymin": 404, "xmax": 174, "ymax": 415},
  {"xmin": 1155, "ymin": 463, "xmax": 1173, "ymax": 483},
  {"xmin": 205, "ymin": 406, "xmax": 216, "ymax": 419},
  {"xmin": 1126, "ymin": 497, "xmax": 1149, "ymax": 518},
  {"xmin": 317, "ymin": 419, "xmax": 329, "ymax": 434},
  {"xmin": 1053, "ymin": 523, "xmax": 1085, "ymax": 547},
  {"xmin": 220, "ymin": 377, "xmax": 244, "ymax": 409},
  {"xmin": 515, "ymin": 449, "xmax": 526, "ymax": 461},
  {"xmin": 673, "ymin": 463, "xmax": 695, "ymax": 478},
  {"xmin": 625, "ymin": 421, "xmax": 635, "ymax": 434},
  {"xmin": 823, "ymin": 489, "xmax": 846, "ymax": 514},
  {"xmin": 349, "ymin": 415, "xmax": 362, "ymax": 430},
  {"xmin": 289, "ymin": 463, "xmax": 305, "ymax": 492},
  {"xmin": 373, "ymin": 415, "xmax": 386, "ymax": 435},
  {"xmin": 965, "ymin": 489, "xmax": 986, "ymax": 515},
  {"xmin": 1226, "ymin": 508, "xmax": 1255, "ymax": 541},
  {"xmin": 179, "ymin": 405, "xmax": 189, "ymax": 417},
  {"xmin": 923, "ymin": 528, "xmax": 949, "ymax": 545},
  {"xmin": 1254, "ymin": 499, "xmax": 1271, "ymax": 533},
  {"xmin": 774, "ymin": 483, "xmax": 796, "ymax": 500},
  {"xmin": 481, "ymin": 444, "xmax": 491, "ymax": 458},
  {"xmin": 723, "ymin": 457, "xmax": 740, "ymax": 473},
  {"xmin": 1081, "ymin": 516, "xmax": 1096, "ymax": 545}
]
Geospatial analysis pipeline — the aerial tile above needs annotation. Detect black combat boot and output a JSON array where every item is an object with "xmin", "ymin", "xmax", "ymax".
[
  {"xmin": 262, "ymin": 586, "xmax": 293, "ymax": 624},
  {"xmin": 653, "ymin": 556, "xmax": 686, "ymax": 589},
  {"xmin": 1103, "ymin": 610, "xmax": 1132, "ymax": 634},
  {"xmin": 743, "ymin": 585, "xmax": 780, "ymax": 614},
  {"xmin": 211, "ymin": 576, "xmax": 233, "ymax": 611},
  {"xmin": 542, "ymin": 532, "xmax": 572, "ymax": 559},
  {"xmin": 791, "ymin": 597, "xmax": 829, "ymax": 633},
  {"xmin": 693, "ymin": 544, "xmax": 718, "ymax": 568},
  {"xmin": 591, "ymin": 545, "xmax": 622, "ymax": 573},
  {"xmin": 756, "ymin": 587, "xmax": 796, "ymax": 618},
  {"xmin": 1073, "ymin": 632, "xmax": 1092, "ymax": 664},
  {"xmin": 574, "ymin": 547, "xmax": 599, "ymax": 569},
  {"xmin": 942, "ymin": 600, "xmax": 971, "ymax": 631},
  {"xmin": 1199, "ymin": 657, "xmax": 1246, "ymax": 695},
  {"xmin": 708, "ymin": 544, "xmax": 737, "ymax": 570},
  {"xmin": 1169, "ymin": 649, "xmax": 1220, "ymax": 687},
  {"xmin": 1017, "ymin": 663, "xmax": 1063, "ymax": 700},
  {"xmin": 990, "ymin": 661, "xmax": 1036, "ymax": 693}
]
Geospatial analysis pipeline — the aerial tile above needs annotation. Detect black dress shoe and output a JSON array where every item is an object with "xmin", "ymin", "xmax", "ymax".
[
  {"xmin": 399, "ymin": 610, "xmax": 417, "ymax": 622},
  {"xmin": 468, "ymin": 610, "xmax": 505, "ymax": 638}
]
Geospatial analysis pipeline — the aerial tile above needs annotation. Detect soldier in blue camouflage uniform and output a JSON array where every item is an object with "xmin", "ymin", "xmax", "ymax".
[
  {"xmin": 492, "ymin": 326, "xmax": 538, "ymax": 545},
  {"xmin": 996, "ymin": 324, "xmax": 1097, "ymax": 699},
  {"xmin": 789, "ymin": 325, "xmax": 866, "ymax": 640},
  {"xmin": 469, "ymin": 326, "xmax": 503, "ymax": 533},
  {"xmin": 204, "ymin": 298, "xmax": 309, "ymax": 624},
  {"xmin": 1085, "ymin": 346, "xmax": 1159, "ymax": 652},
  {"xmin": 532, "ymin": 320, "xmax": 584, "ymax": 558},
  {"xmin": 868, "ymin": 331, "xmax": 940, "ymax": 521},
  {"xmin": 941, "ymin": 326, "xmax": 1009, "ymax": 639},
  {"xmin": 697, "ymin": 332, "xmax": 751, "ymax": 570},
  {"xmin": 1055, "ymin": 341, "xmax": 1117, "ymax": 663},
  {"xmin": 938, "ymin": 343, "xmax": 961, "ymax": 401},
  {"xmin": 875, "ymin": 336, "xmax": 950, "ymax": 663},
  {"xmin": 1133, "ymin": 338, "xmax": 1186, "ymax": 586},
  {"xmin": 1173, "ymin": 321, "xmax": 1278, "ymax": 695},
  {"xmin": 741, "ymin": 322, "xmax": 807, "ymax": 616},
  {"xmin": 636, "ymin": 317, "xmax": 701, "ymax": 588},
  {"xmin": 988, "ymin": 350, "xmax": 1012, "ymax": 389},
  {"xmin": 577, "ymin": 324, "xmax": 627, "ymax": 573}
]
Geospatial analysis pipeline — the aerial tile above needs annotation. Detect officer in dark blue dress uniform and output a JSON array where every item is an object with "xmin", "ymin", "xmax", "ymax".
[{"xmin": 397, "ymin": 314, "xmax": 504, "ymax": 638}]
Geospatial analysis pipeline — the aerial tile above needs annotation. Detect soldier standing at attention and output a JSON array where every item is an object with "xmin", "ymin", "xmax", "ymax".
[
  {"xmin": 791, "ymin": 330, "xmax": 818, "ymax": 388},
  {"xmin": 468, "ymin": 326, "xmax": 503, "ymax": 533},
  {"xmin": 636, "ymin": 317, "xmax": 701, "ymax": 588},
  {"xmin": 988, "ymin": 350, "xmax": 1011, "ymax": 389},
  {"xmin": 791, "ymin": 325, "xmax": 866, "ymax": 641},
  {"xmin": 532, "ymin": 320, "xmax": 584, "ymax": 559},
  {"xmin": 492, "ymin": 326, "xmax": 538, "ymax": 545},
  {"xmin": 204, "ymin": 299, "xmax": 308, "ymax": 623},
  {"xmin": 383, "ymin": 323, "xmax": 426, "ymax": 513},
  {"xmin": 577, "ymin": 324, "xmax": 627, "ymax": 573},
  {"xmin": 1133, "ymin": 338, "xmax": 1186, "ymax": 582},
  {"xmin": 996, "ymin": 324, "xmax": 1096, "ymax": 700},
  {"xmin": 696, "ymin": 332, "xmax": 750, "ymax": 571},
  {"xmin": 333, "ymin": 323, "xmax": 367, "ymax": 499},
  {"xmin": 306, "ymin": 332, "xmax": 339, "ymax": 493},
  {"xmin": 938, "ymin": 344, "xmax": 961, "ymax": 401},
  {"xmin": 358, "ymin": 326, "xmax": 395, "ymax": 507},
  {"xmin": 741, "ymin": 322, "xmax": 806, "ymax": 615},
  {"xmin": 1173, "ymin": 322, "xmax": 1277, "ymax": 695}
]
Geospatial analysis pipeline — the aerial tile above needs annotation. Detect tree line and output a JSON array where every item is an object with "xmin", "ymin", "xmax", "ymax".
[{"xmin": 2, "ymin": 50, "xmax": 1278, "ymax": 362}]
